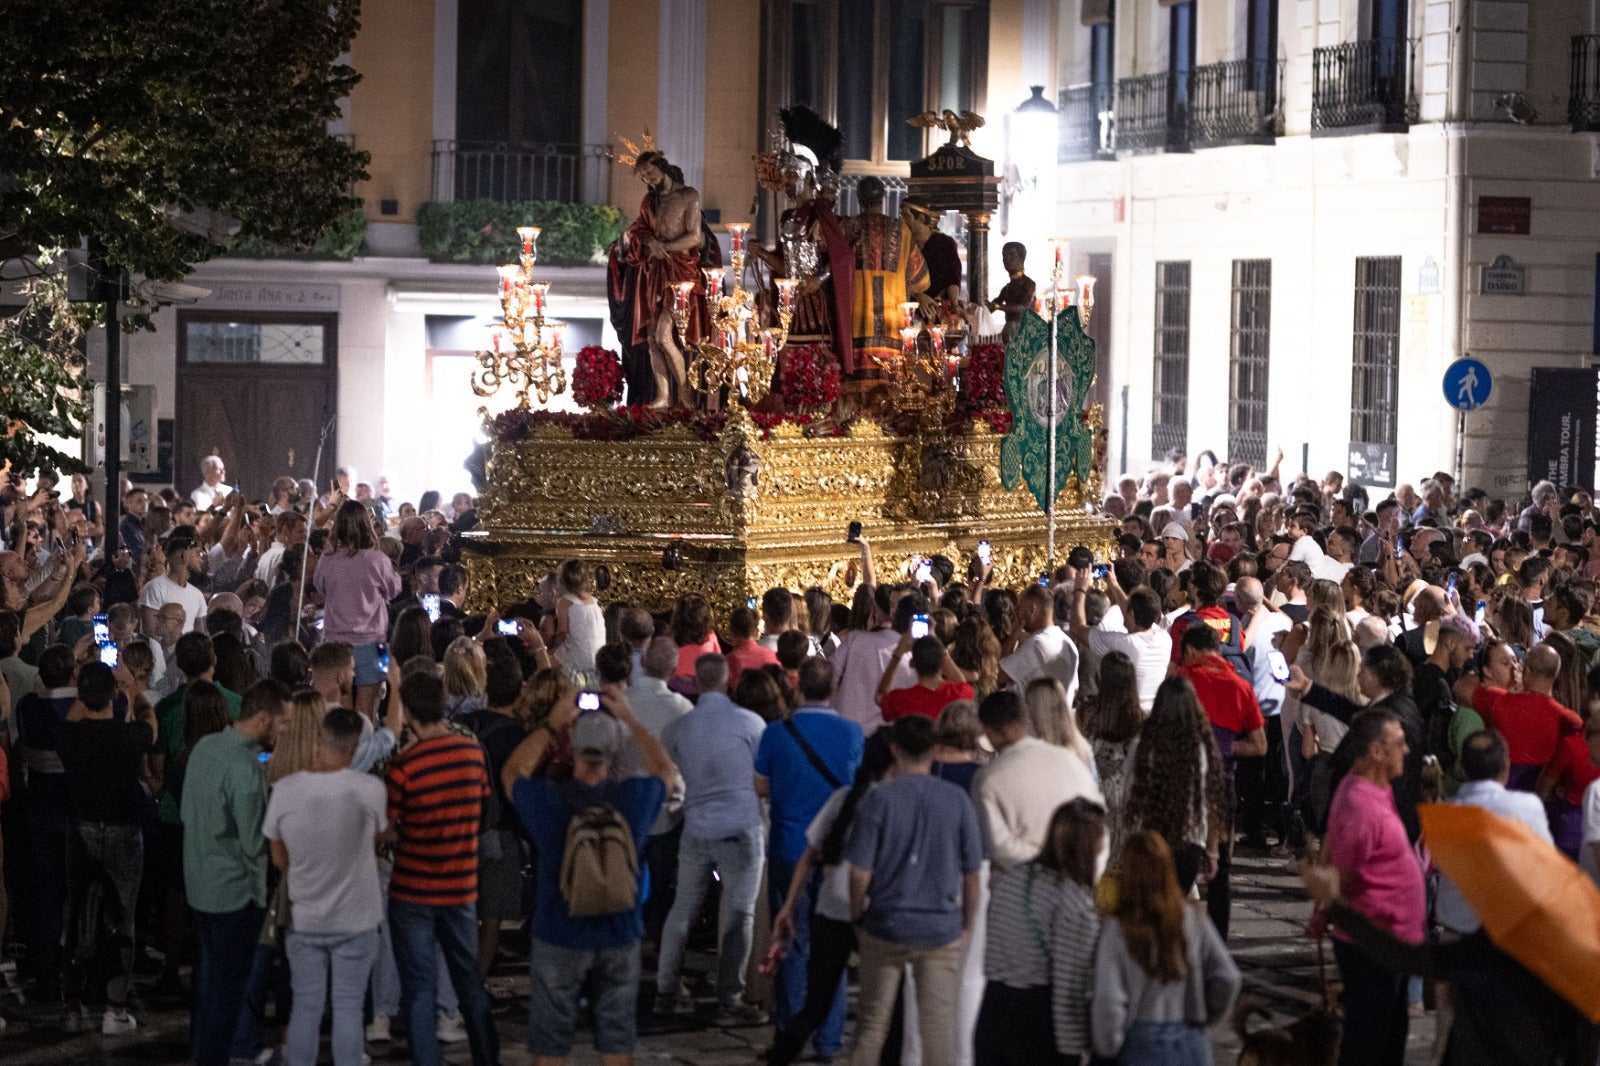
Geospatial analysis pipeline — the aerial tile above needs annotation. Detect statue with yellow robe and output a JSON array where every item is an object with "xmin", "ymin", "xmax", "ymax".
[{"xmin": 841, "ymin": 176, "xmax": 928, "ymax": 371}]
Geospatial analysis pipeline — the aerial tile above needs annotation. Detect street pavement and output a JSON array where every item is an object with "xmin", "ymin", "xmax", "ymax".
[{"xmin": 0, "ymin": 848, "xmax": 1435, "ymax": 1064}]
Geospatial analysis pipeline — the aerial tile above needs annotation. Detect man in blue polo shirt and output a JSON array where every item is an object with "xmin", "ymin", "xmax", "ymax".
[
  {"xmin": 754, "ymin": 656, "xmax": 863, "ymax": 1060},
  {"xmin": 504, "ymin": 689, "xmax": 671, "ymax": 1064}
]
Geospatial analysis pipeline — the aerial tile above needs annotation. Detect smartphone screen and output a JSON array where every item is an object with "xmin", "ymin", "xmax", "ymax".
[
  {"xmin": 258, "ymin": 750, "xmax": 271, "ymax": 764},
  {"xmin": 977, "ymin": 540, "xmax": 991, "ymax": 566},
  {"xmin": 377, "ymin": 642, "xmax": 391, "ymax": 673},
  {"xmin": 1395, "ymin": 539, "xmax": 1405, "ymax": 560},
  {"xmin": 497, "ymin": 619, "xmax": 518, "ymax": 636},
  {"xmin": 422, "ymin": 593, "xmax": 440, "ymax": 622},
  {"xmin": 98, "ymin": 640, "xmax": 119, "ymax": 668},
  {"xmin": 1445, "ymin": 572, "xmax": 1458, "ymax": 596},
  {"xmin": 93, "ymin": 614, "xmax": 109, "ymax": 643},
  {"xmin": 1038, "ymin": 573, "xmax": 1050, "ymax": 587},
  {"xmin": 914, "ymin": 557, "xmax": 932, "ymax": 583},
  {"xmin": 847, "ymin": 520, "xmax": 862, "ymax": 543},
  {"xmin": 1474, "ymin": 600, "xmax": 1487, "ymax": 627},
  {"xmin": 577, "ymin": 691, "xmax": 602, "ymax": 712},
  {"xmin": 747, "ymin": 596, "xmax": 759, "ymax": 611},
  {"xmin": 1092, "ymin": 563, "xmax": 1111, "ymax": 580},
  {"xmin": 910, "ymin": 613, "xmax": 930, "ymax": 639}
]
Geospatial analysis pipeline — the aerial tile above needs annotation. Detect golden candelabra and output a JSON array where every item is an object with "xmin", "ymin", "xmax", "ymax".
[
  {"xmin": 673, "ymin": 222, "xmax": 793, "ymax": 405},
  {"xmin": 472, "ymin": 226, "xmax": 567, "ymax": 408}
]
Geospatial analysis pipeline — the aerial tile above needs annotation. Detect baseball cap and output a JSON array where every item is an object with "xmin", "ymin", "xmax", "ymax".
[
  {"xmin": 571, "ymin": 711, "xmax": 624, "ymax": 760},
  {"xmin": 1160, "ymin": 522, "xmax": 1189, "ymax": 542}
]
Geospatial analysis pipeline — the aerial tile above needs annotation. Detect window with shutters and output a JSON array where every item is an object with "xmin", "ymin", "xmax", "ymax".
[
  {"xmin": 1152, "ymin": 261, "xmax": 1191, "ymax": 460},
  {"xmin": 1228, "ymin": 259, "xmax": 1272, "ymax": 468},
  {"xmin": 1349, "ymin": 256, "xmax": 1403, "ymax": 447}
]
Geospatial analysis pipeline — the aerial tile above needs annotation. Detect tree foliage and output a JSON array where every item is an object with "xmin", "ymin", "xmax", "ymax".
[
  {"xmin": 0, "ymin": 0, "xmax": 368, "ymax": 282},
  {"xmin": 0, "ymin": 268, "xmax": 94, "ymax": 479}
]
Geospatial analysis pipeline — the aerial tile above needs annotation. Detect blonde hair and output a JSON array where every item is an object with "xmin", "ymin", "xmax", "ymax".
[
  {"xmin": 933, "ymin": 699, "xmax": 983, "ymax": 752},
  {"xmin": 268, "ymin": 690, "xmax": 326, "ymax": 785},
  {"xmin": 1023, "ymin": 677, "xmax": 1092, "ymax": 765},
  {"xmin": 1317, "ymin": 640, "xmax": 1363, "ymax": 703},
  {"xmin": 442, "ymin": 636, "xmax": 487, "ymax": 699}
]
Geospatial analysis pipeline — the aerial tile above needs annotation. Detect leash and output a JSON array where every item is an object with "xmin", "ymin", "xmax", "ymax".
[{"xmin": 1314, "ymin": 933, "xmax": 1334, "ymax": 1011}]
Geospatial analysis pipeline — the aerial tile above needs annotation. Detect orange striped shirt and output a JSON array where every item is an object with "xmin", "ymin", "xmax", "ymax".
[{"xmin": 385, "ymin": 733, "xmax": 489, "ymax": 906}]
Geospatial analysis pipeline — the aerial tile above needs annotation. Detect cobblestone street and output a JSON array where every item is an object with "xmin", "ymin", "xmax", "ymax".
[{"xmin": 0, "ymin": 849, "xmax": 1436, "ymax": 1065}]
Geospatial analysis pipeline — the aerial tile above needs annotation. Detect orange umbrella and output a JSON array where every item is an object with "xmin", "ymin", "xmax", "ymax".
[{"xmin": 1418, "ymin": 802, "xmax": 1600, "ymax": 1022}]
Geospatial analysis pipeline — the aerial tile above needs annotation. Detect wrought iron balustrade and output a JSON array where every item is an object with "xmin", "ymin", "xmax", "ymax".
[
  {"xmin": 1571, "ymin": 35, "xmax": 1600, "ymax": 132},
  {"xmin": 1115, "ymin": 72, "xmax": 1193, "ymax": 155},
  {"xmin": 430, "ymin": 141, "xmax": 612, "ymax": 204},
  {"xmin": 1312, "ymin": 38, "xmax": 1417, "ymax": 134},
  {"xmin": 1058, "ymin": 83, "xmax": 1115, "ymax": 162},
  {"xmin": 1191, "ymin": 59, "xmax": 1281, "ymax": 146}
]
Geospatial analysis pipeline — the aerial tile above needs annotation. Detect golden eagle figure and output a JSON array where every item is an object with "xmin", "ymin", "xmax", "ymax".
[{"xmin": 907, "ymin": 109, "xmax": 986, "ymax": 148}]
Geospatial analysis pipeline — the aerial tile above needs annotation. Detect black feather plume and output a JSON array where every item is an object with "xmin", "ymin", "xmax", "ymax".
[{"xmin": 779, "ymin": 105, "xmax": 844, "ymax": 173}]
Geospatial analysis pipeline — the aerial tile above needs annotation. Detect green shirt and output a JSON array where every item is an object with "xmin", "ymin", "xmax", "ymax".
[
  {"xmin": 180, "ymin": 725, "xmax": 269, "ymax": 914},
  {"xmin": 1443, "ymin": 702, "xmax": 1486, "ymax": 798},
  {"xmin": 155, "ymin": 682, "xmax": 242, "ymax": 824}
]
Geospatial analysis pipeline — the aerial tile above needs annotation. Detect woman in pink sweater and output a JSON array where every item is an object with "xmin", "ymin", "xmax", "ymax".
[{"xmin": 314, "ymin": 501, "xmax": 401, "ymax": 718}]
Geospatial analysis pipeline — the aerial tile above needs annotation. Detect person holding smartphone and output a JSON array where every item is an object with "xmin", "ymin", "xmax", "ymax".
[
  {"xmin": 313, "ymin": 502, "xmax": 402, "ymax": 722},
  {"xmin": 875, "ymin": 633, "xmax": 974, "ymax": 723}
]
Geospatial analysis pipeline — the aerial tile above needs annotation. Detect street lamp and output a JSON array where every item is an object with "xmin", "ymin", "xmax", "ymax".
[{"xmin": 1006, "ymin": 86, "xmax": 1060, "ymax": 241}]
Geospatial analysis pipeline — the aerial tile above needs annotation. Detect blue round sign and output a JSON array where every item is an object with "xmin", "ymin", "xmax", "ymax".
[{"xmin": 1443, "ymin": 357, "xmax": 1492, "ymax": 412}]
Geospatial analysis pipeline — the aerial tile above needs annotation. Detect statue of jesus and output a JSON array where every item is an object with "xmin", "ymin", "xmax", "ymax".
[{"xmin": 621, "ymin": 151, "xmax": 706, "ymax": 407}]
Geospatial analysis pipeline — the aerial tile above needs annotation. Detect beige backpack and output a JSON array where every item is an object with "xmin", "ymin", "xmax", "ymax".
[{"xmin": 558, "ymin": 785, "xmax": 640, "ymax": 917}]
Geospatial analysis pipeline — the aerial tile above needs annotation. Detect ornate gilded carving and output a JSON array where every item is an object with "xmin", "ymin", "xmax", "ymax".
[{"xmin": 467, "ymin": 414, "xmax": 1115, "ymax": 617}]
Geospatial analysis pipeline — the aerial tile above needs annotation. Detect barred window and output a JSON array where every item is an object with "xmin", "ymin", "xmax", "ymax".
[
  {"xmin": 1228, "ymin": 259, "xmax": 1272, "ymax": 468},
  {"xmin": 1350, "ymin": 257, "xmax": 1403, "ymax": 447},
  {"xmin": 1152, "ymin": 261, "xmax": 1191, "ymax": 461}
]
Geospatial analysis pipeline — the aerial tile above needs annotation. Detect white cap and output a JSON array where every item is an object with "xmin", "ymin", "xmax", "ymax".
[{"xmin": 1160, "ymin": 522, "xmax": 1189, "ymax": 542}]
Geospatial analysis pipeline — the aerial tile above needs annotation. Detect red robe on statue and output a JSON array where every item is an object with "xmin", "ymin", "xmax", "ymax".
[
  {"xmin": 793, "ymin": 200, "xmax": 856, "ymax": 374},
  {"xmin": 622, "ymin": 193, "xmax": 708, "ymax": 349}
]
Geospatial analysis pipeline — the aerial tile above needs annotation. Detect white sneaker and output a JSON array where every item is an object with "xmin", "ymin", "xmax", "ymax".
[
  {"xmin": 436, "ymin": 1011, "xmax": 468, "ymax": 1044},
  {"xmin": 101, "ymin": 1009, "xmax": 139, "ymax": 1035},
  {"xmin": 365, "ymin": 1014, "xmax": 392, "ymax": 1043}
]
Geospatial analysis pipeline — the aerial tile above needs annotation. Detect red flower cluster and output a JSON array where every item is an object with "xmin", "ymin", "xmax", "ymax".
[
  {"xmin": 492, "ymin": 405, "xmax": 725, "ymax": 444},
  {"xmin": 571, "ymin": 345, "xmax": 625, "ymax": 409},
  {"xmin": 748, "ymin": 412, "xmax": 849, "ymax": 439},
  {"xmin": 778, "ymin": 345, "xmax": 841, "ymax": 413},
  {"xmin": 961, "ymin": 343, "xmax": 1007, "ymax": 409}
]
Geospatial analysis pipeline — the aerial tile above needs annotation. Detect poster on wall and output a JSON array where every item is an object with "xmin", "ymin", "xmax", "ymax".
[{"xmin": 1527, "ymin": 367, "xmax": 1600, "ymax": 493}]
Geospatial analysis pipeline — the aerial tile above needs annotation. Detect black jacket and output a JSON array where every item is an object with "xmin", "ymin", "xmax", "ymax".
[{"xmin": 1303, "ymin": 683, "xmax": 1424, "ymax": 841}]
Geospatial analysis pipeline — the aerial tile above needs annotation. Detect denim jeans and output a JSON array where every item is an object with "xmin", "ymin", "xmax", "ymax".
[
  {"xmin": 62, "ymin": 820, "xmax": 142, "ymax": 1010},
  {"xmin": 191, "ymin": 903, "xmax": 263, "ymax": 1066},
  {"xmin": 656, "ymin": 827, "xmax": 765, "ymax": 1007},
  {"xmin": 388, "ymin": 899, "xmax": 499, "ymax": 1066},
  {"xmin": 285, "ymin": 927, "xmax": 380, "ymax": 1066},
  {"xmin": 527, "ymin": 937, "xmax": 641, "ymax": 1057},
  {"xmin": 767, "ymin": 914, "xmax": 855, "ymax": 1066},
  {"xmin": 767, "ymin": 855, "xmax": 845, "ymax": 1056},
  {"xmin": 1114, "ymin": 1020, "xmax": 1212, "ymax": 1065},
  {"xmin": 370, "ymin": 861, "xmax": 458, "ymax": 1019}
]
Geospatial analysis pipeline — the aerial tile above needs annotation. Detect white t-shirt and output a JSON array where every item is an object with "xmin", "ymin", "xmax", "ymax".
[
  {"xmin": 262, "ymin": 768, "xmax": 388, "ymax": 935},
  {"xmin": 191, "ymin": 483, "xmax": 234, "ymax": 511},
  {"xmin": 1314, "ymin": 557, "xmax": 1353, "ymax": 584},
  {"xmin": 1582, "ymin": 777, "xmax": 1600, "ymax": 888},
  {"xmin": 138, "ymin": 575, "xmax": 208, "ymax": 633},
  {"xmin": 833, "ymin": 628, "xmax": 912, "ymax": 734},
  {"xmin": 1002, "ymin": 625, "xmax": 1080, "ymax": 705},
  {"xmin": 255, "ymin": 542, "xmax": 287, "ymax": 583},
  {"xmin": 804, "ymin": 787, "xmax": 856, "ymax": 923},
  {"xmin": 1086, "ymin": 624, "xmax": 1170, "ymax": 712}
]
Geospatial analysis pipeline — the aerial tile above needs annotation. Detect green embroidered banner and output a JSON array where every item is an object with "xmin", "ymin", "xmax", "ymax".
[{"xmin": 999, "ymin": 306, "xmax": 1097, "ymax": 513}]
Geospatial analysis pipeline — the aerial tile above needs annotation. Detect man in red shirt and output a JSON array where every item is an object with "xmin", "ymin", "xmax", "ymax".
[
  {"xmin": 1177, "ymin": 623, "xmax": 1266, "ymax": 941},
  {"xmin": 1463, "ymin": 643, "xmax": 1582, "ymax": 790},
  {"xmin": 875, "ymin": 634, "xmax": 973, "ymax": 723},
  {"xmin": 1168, "ymin": 560, "xmax": 1234, "ymax": 663}
]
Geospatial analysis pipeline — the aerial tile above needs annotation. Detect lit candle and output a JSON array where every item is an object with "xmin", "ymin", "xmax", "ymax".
[
  {"xmin": 761, "ymin": 330, "xmax": 775, "ymax": 358},
  {"xmin": 900, "ymin": 325, "xmax": 919, "ymax": 356},
  {"xmin": 491, "ymin": 328, "xmax": 502, "ymax": 353},
  {"xmin": 529, "ymin": 281, "xmax": 550, "ymax": 314},
  {"xmin": 726, "ymin": 222, "xmax": 750, "ymax": 257},
  {"xmin": 674, "ymin": 280, "xmax": 696, "ymax": 311},
  {"xmin": 703, "ymin": 268, "xmax": 725, "ymax": 300},
  {"xmin": 549, "ymin": 321, "xmax": 565, "ymax": 354},
  {"xmin": 1051, "ymin": 238, "xmax": 1069, "ymax": 272},
  {"xmin": 776, "ymin": 278, "xmax": 799, "ymax": 311},
  {"xmin": 1076, "ymin": 274, "xmax": 1097, "ymax": 307},
  {"xmin": 497, "ymin": 264, "xmax": 518, "ymax": 295},
  {"xmin": 517, "ymin": 226, "xmax": 541, "ymax": 256},
  {"xmin": 899, "ymin": 301, "xmax": 920, "ymax": 327},
  {"xmin": 928, "ymin": 326, "xmax": 944, "ymax": 354}
]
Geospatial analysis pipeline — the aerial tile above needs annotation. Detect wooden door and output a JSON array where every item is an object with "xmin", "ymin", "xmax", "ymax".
[{"xmin": 175, "ymin": 313, "xmax": 338, "ymax": 501}]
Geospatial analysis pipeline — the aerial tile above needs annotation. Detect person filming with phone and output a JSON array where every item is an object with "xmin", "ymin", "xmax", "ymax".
[{"xmin": 876, "ymin": 631, "xmax": 974, "ymax": 723}]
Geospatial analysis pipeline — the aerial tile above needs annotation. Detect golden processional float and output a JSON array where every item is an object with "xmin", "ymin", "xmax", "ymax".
[{"xmin": 461, "ymin": 119, "xmax": 1115, "ymax": 618}]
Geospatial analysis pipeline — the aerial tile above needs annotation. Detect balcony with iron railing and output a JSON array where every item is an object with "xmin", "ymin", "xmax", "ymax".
[
  {"xmin": 429, "ymin": 141, "xmax": 612, "ymax": 204},
  {"xmin": 1571, "ymin": 35, "xmax": 1600, "ymax": 132},
  {"xmin": 1190, "ymin": 59, "xmax": 1281, "ymax": 147},
  {"xmin": 1058, "ymin": 83, "xmax": 1116, "ymax": 163},
  {"xmin": 1312, "ymin": 38, "xmax": 1417, "ymax": 135},
  {"xmin": 1115, "ymin": 72, "xmax": 1192, "ymax": 155}
]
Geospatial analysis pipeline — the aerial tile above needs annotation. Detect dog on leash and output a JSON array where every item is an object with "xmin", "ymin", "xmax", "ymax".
[{"xmin": 1233, "ymin": 994, "xmax": 1340, "ymax": 1066}]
